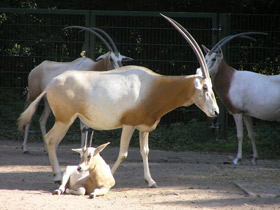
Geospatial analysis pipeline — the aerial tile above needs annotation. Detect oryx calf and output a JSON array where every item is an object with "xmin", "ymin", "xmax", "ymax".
[{"xmin": 53, "ymin": 132, "xmax": 115, "ymax": 198}]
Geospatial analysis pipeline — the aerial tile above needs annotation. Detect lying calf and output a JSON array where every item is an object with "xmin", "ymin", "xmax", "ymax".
[{"xmin": 53, "ymin": 136, "xmax": 115, "ymax": 198}]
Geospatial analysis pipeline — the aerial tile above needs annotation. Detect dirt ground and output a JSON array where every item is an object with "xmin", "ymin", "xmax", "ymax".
[{"xmin": 1, "ymin": 139, "xmax": 280, "ymax": 210}]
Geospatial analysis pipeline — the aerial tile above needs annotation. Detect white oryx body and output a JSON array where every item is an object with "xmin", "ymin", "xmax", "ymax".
[
  {"xmin": 18, "ymin": 15, "xmax": 219, "ymax": 187},
  {"xmin": 22, "ymin": 27, "xmax": 132, "ymax": 153},
  {"xmin": 203, "ymin": 32, "xmax": 279, "ymax": 164}
]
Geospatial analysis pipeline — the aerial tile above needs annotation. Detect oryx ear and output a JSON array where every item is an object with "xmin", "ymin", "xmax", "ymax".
[
  {"xmin": 72, "ymin": 148, "xmax": 83, "ymax": 154},
  {"xmin": 201, "ymin": 45, "xmax": 210, "ymax": 54},
  {"xmin": 196, "ymin": 68, "xmax": 203, "ymax": 77},
  {"xmin": 121, "ymin": 55, "xmax": 133, "ymax": 62},
  {"xmin": 194, "ymin": 77, "xmax": 203, "ymax": 90},
  {"xmin": 96, "ymin": 52, "xmax": 110, "ymax": 61},
  {"xmin": 217, "ymin": 45, "xmax": 223, "ymax": 57},
  {"xmin": 94, "ymin": 142, "xmax": 110, "ymax": 156}
]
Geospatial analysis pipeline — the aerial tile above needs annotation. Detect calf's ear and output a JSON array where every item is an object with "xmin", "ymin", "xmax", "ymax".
[
  {"xmin": 94, "ymin": 142, "xmax": 110, "ymax": 156},
  {"xmin": 72, "ymin": 148, "xmax": 83, "ymax": 154}
]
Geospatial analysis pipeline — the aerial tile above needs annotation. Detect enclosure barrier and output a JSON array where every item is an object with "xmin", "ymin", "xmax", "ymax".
[{"xmin": 0, "ymin": 8, "xmax": 279, "ymax": 142}]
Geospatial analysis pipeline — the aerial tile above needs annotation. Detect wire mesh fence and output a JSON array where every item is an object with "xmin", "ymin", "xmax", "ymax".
[{"xmin": 0, "ymin": 9, "xmax": 279, "ymax": 145}]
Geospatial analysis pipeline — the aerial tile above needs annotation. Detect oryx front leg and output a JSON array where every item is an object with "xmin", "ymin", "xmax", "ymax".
[
  {"xmin": 233, "ymin": 114, "xmax": 244, "ymax": 165},
  {"xmin": 44, "ymin": 121, "xmax": 71, "ymax": 183},
  {"xmin": 139, "ymin": 131, "xmax": 157, "ymax": 188},
  {"xmin": 65, "ymin": 187, "xmax": 86, "ymax": 196},
  {"xmin": 111, "ymin": 126, "xmax": 135, "ymax": 174},
  {"xmin": 243, "ymin": 115, "xmax": 258, "ymax": 164},
  {"xmin": 53, "ymin": 166, "xmax": 77, "ymax": 195}
]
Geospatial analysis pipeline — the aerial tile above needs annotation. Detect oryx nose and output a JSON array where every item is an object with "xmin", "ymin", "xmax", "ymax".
[{"xmin": 215, "ymin": 111, "xmax": 219, "ymax": 116}]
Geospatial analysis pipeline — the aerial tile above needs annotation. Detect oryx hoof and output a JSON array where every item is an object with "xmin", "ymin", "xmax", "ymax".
[
  {"xmin": 145, "ymin": 179, "xmax": 158, "ymax": 188},
  {"xmin": 89, "ymin": 193, "xmax": 96, "ymax": 199},
  {"xmin": 149, "ymin": 183, "xmax": 158, "ymax": 188},
  {"xmin": 232, "ymin": 158, "xmax": 240, "ymax": 165},
  {"xmin": 54, "ymin": 180, "xmax": 61, "ymax": 185},
  {"xmin": 251, "ymin": 158, "xmax": 257, "ymax": 165},
  {"xmin": 23, "ymin": 151, "xmax": 30, "ymax": 154},
  {"xmin": 53, "ymin": 189, "xmax": 63, "ymax": 195}
]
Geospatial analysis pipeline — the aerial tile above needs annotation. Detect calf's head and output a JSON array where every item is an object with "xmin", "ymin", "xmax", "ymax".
[{"xmin": 72, "ymin": 142, "xmax": 110, "ymax": 172}]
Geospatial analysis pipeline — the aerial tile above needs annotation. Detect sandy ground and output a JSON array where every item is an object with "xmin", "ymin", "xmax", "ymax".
[{"xmin": 1, "ymin": 139, "xmax": 280, "ymax": 210}]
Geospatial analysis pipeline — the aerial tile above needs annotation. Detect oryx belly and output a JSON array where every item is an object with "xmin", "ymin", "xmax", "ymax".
[
  {"xmin": 229, "ymin": 71, "xmax": 280, "ymax": 121},
  {"xmin": 47, "ymin": 66, "xmax": 155, "ymax": 130}
]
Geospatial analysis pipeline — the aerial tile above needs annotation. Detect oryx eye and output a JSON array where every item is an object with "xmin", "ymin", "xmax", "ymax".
[
  {"xmin": 87, "ymin": 155, "xmax": 91, "ymax": 160},
  {"xmin": 203, "ymin": 84, "xmax": 208, "ymax": 90},
  {"xmin": 212, "ymin": 58, "xmax": 216, "ymax": 62}
]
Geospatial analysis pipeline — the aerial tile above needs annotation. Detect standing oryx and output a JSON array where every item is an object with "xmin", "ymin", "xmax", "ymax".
[
  {"xmin": 18, "ymin": 14, "xmax": 219, "ymax": 187},
  {"xmin": 22, "ymin": 26, "xmax": 132, "ymax": 153},
  {"xmin": 202, "ymin": 32, "xmax": 280, "ymax": 164}
]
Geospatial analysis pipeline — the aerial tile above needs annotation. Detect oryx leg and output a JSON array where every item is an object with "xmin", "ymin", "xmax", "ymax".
[
  {"xmin": 111, "ymin": 126, "xmax": 135, "ymax": 174},
  {"xmin": 22, "ymin": 97, "xmax": 32, "ymax": 154},
  {"xmin": 53, "ymin": 165, "xmax": 77, "ymax": 195},
  {"xmin": 89, "ymin": 188, "xmax": 110, "ymax": 198},
  {"xmin": 23, "ymin": 121, "xmax": 32, "ymax": 154},
  {"xmin": 44, "ymin": 121, "xmax": 72, "ymax": 183},
  {"xmin": 65, "ymin": 187, "xmax": 86, "ymax": 196},
  {"xmin": 39, "ymin": 98, "xmax": 52, "ymax": 152},
  {"xmin": 233, "ymin": 114, "xmax": 244, "ymax": 164},
  {"xmin": 139, "ymin": 131, "xmax": 157, "ymax": 188},
  {"xmin": 80, "ymin": 121, "xmax": 89, "ymax": 148},
  {"xmin": 243, "ymin": 115, "xmax": 258, "ymax": 164}
]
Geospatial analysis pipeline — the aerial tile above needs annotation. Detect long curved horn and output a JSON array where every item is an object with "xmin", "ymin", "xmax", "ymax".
[
  {"xmin": 161, "ymin": 14, "xmax": 209, "ymax": 79},
  {"xmin": 64, "ymin": 26, "xmax": 114, "ymax": 52},
  {"xmin": 89, "ymin": 131, "xmax": 94, "ymax": 147},
  {"xmin": 90, "ymin": 27, "xmax": 119, "ymax": 54},
  {"xmin": 208, "ymin": 32, "xmax": 267, "ymax": 55}
]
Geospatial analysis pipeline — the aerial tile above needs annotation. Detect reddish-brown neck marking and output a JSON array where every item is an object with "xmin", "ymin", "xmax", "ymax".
[
  {"xmin": 213, "ymin": 60, "xmax": 241, "ymax": 114},
  {"xmin": 93, "ymin": 56, "xmax": 110, "ymax": 71},
  {"xmin": 121, "ymin": 75, "xmax": 197, "ymax": 129}
]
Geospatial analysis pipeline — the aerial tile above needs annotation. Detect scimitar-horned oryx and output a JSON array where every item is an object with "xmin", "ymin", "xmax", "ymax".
[
  {"xmin": 22, "ymin": 26, "xmax": 132, "ymax": 153},
  {"xmin": 18, "ymin": 14, "xmax": 219, "ymax": 187}
]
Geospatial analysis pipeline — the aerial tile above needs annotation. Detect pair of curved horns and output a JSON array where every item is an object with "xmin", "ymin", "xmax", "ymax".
[
  {"xmin": 84, "ymin": 130, "xmax": 94, "ymax": 148},
  {"xmin": 208, "ymin": 32, "xmax": 268, "ymax": 55},
  {"xmin": 64, "ymin": 26, "xmax": 119, "ymax": 54},
  {"xmin": 160, "ymin": 14, "xmax": 210, "ymax": 79}
]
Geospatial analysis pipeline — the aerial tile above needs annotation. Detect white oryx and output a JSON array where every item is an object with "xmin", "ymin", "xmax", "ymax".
[
  {"xmin": 22, "ymin": 26, "xmax": 132, "ymax": 153},
  {"xmin": 202, "ymin": 32, "xmax": 280, "ymax": 164},
  {"xmin": 53, "ymin": 131, "xmax": 115, "ymax": 198},
  {"xmin": 18, "ymin": 14, "xmax": 219, "ymax": 187}
]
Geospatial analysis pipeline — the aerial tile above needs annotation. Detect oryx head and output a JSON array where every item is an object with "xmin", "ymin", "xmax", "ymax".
[
  {"xmin": 64, "ymin": 26, "xmax": 133, "ymax": 69},
  {"xmin": 72, "ymin": 131, "xmax": 110, "ymax": 172},
  {"xmin": 202, "ymin": 32, "xmax": 267, "ymax": 76},
  {"xmin": 161, "ymin": 14, "xmax": 219, "ymax": 118}
]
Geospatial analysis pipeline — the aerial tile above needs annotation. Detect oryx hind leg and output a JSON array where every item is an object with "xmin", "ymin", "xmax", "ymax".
[
  {"xmin": 89, "ymin": 188, "xmax": 110, "ymax": 198},
  {"xmin": 23, "ymin": 122, "xmax": 32, "ymax": 154},
  {"xmin": 233, "ymin": 114, "xmax": 244, "ymax": 164},
  {"xmin": 39, "ymin": 98, "xmax": 52, "ymax": 152},
  {"xmin": 44, "ymin": 121, "xmax": 72, "ymax": 183},
  {"xmin": 243, "ymin": 115, "xmax": 257, "ymax": 164}
]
